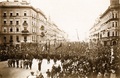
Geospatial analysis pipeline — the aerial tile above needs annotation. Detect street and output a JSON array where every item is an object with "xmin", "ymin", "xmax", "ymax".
[{"xmin": 0, "ymin": 59, "xmax": 62, "ymax": 78}]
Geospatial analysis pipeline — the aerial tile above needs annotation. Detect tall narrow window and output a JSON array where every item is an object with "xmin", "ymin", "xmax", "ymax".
[
  {"xmin": 115, "ymin": 13, "xmax": 117, "ymax": 18},
  {"xmin": 16, "ymin": 21, "xmax": 19, "ymax": 25},
  {"xmin": 16, "ymin": 36, "xmax": 19, "ymax": 41},
  {"xmin": 108, "ymin": 32, "xmax": 110, "ymax": 37},
  {"xmin": 10, "ymin": 28, "xmax": 13, "ymax": 32},
  {"xmin": 112, "ymin": 13, "xmax": 114, "ymax": 18},
  {"xmin": 16, "ymin": 28, "xmax": 19, "ymax": 32},
  {"xmin": 10, "ymin": 21, "xmax": 13, "ymax": 24},
  {"xmin": 112, "ymin": 32, "xmax": 114, "ymax": 36},
  {"xmin": 4, "ymin": 37, "xmax": 6, "ymax": 42},
  {"xmin": 112, "ymin": 22, "xmax": 114, "ymax": 27},
  {"xmin": 115, "ymin": 22, "xmax": 117, "ymax": 27},
  {"xmin": 10, "ymin": 36, "xmax": 13, "ymax": 40},
  {"xmin": 116, "ymin": 32, "xmax": 117, "ymax": 36}
]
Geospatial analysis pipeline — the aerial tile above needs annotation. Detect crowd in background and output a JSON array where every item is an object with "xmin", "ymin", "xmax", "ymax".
[{"xmin": 0, "ymin": 41, "xmax": 120, "ymax": 78}]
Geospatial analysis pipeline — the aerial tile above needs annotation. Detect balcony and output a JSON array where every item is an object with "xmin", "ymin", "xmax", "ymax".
[
  {"xmin": 23, "ymin": 22, "xmax": 28, "ymax": 26},
  {"xmin": 21, "ymin": 29, "xmax": 29, "ymax": 35},
  {"xmin": 101, "ymin": 36, "xmax": 119, "ymax": 41},
  {"xmin": 15, "ymin": 23, "xmax": 20, "ymax": 26}
]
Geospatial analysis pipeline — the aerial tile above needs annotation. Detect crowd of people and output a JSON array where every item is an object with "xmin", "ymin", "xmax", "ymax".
[{"xmin": 0, "ymin": 42, "xmax": 120, "ymax": 78}]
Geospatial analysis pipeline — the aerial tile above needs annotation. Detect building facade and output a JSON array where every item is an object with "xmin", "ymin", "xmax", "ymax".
[
  {"xmin": 0, "ymin": 0, "xmax": 68, "ymax": 46},
  {"xmin": 46, "ymin": 17, "xmax": 68, "ymax": 45},
  {"xmin": 89, "ymin": 0, "xmax": 120, "ymax": 46}
]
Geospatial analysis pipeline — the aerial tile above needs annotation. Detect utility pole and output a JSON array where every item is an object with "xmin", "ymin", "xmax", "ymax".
[{"xmin": 76, "ymin": 29, "xmax": 80, "ymax": 41}]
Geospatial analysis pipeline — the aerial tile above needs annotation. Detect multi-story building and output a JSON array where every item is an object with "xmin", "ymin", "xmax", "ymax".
[
  {"xmin": 0, "ymin": 0, "xmax": 68, "ymax": 47},
  {"xmin": 46, "ymin": 16, "xmax": 68, "ymax": 45},
  {"xmin": 0, "ymin": 0, "xmax": 47, "ymax": 46},
  {"xmin": 89, "ymin": 0, "xmax": 120, "ymax": 46}
]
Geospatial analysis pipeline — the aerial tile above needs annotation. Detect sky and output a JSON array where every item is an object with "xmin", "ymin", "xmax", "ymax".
[{"xmin": 1, "ymin": 0, "xmax": 110, "ymax": 41}]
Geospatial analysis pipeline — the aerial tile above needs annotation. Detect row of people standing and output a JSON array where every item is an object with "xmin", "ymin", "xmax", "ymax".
[{"xmin": 8, "ymin": 58, "xmax": 33, "ymax": 69}]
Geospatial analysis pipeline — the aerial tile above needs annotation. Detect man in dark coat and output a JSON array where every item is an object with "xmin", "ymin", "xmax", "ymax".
[
  {"xmin": 38, "ymin": 61, "xmax": 41, "ymax": 71},
  {"xmin": 29, "ymin": 60, "xmax": 32, "ymax": 69},
  {"xmin": 16, "ymin": 59, "xmax": 19, "ymax": 68},
  {"xmin": 47, "ymin": 56, "xmax": 50, "ymax": 64},
  {"xmin": 46, "ymin": 69, "xmax": 51, "ymax": 78},
  {"xmin": 12, "ymin": 59, "xmax": 15, "ymax": 67}
]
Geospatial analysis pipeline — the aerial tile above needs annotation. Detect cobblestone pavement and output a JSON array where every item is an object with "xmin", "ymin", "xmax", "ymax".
[{"xmin": 0, "ymin": 59, "xmax": 62, "ymax": 78}]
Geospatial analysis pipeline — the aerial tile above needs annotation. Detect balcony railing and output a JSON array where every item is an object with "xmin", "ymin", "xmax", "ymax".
[
  {"xmin": 100, "ymin": 36, "xmax": 119, "ymax": 41},
  {"xmin": 21, "ymin": 30, "xmax": 29, "ymax": 35}
]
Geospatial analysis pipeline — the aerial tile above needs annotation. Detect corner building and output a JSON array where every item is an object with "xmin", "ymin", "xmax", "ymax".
[
  {"xmin": 0, "ymin": 0, "xmax": 47, "ymax": 46},
  {"xmin": 89, "ymin": 0, "xmax": 120, "ymax": 46}
]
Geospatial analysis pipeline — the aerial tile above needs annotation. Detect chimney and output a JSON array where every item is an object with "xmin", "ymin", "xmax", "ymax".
[{"xmin": 14, "ymin": 0, "xmax": 19, "ymax": 2}]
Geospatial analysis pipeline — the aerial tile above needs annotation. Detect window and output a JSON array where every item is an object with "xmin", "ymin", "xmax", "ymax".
[
  {"xmin": 4, "ymin": 29, "xmax": 7, "ymax": 32},
  {"xmin": 24, "ymin": 36, "xmax": 27, "ymax": 41},
  {"xmin": 116, "ymin": 32, "xmax": 117, "ymax": 36},
  {"xmin": 4, "ymin": 13, "xmax": 6, "ymax": 17},
  {"xmin": 24, "ymin": 21, "xmax": 26, "ymax": 23},
  {"xmin": 115, "ymin": 13, "xmax": 117, "ymax": 18},
  {"xmin": 24, "ymin": 27, "xmax": 27, "ymax": 30},
  {"xmin": 24, "ymin": 13, "xmax": 26, "ymax": 16},
  {"xmin": 112, "ymin": 13, "xmax": 114, "ymax": 18},
  {"xmin": 4, "ymin": 21, "xmax": 6, "ymax": 24},
  {"xmin": 10, "ymin": 36, "xmax": 13, "ymax": 40},
  {"xmin": 16, "ymin": 28, "xmax": 19, "ymax": 32},
  {"xmin": 23, "ymin": 21, "xmax": 28, "ymax": 26},
  {"xmin": 4, "ymin": 37, "xmax": 6, "ymax": 42},
  {"xmin": 112, "ymin": 22, "xmax": 114, "ymax": 27},
  {"xmin": 112, "ymin": 32, "xmax": 114, "ymax": 36},
  {"xmin": 115, "ymin": 22, "xmax": 117, "ymax": 27},
  {"xmin": 16, "ymin": 13, "xmax": 19, "ymax": 16},
  {"xmin": 108, "ymin": 32, "xmax": 110, "ymax": 37},
  {"xmin": 10, "ymin": 28, "xmax": 13, "ymax": 32},
  {"xmin": 16, "ymin": 21, "xmax": 18, "ymax": 24},
  {"xmin": 10, "ymin": 13, "xmax": 12, "ymax": 16},
  {"xmin": 16, "ymin": 36, "xmax": 19, "ymax": 41},
  {"xmin": 10, "ymin": 21, "xmax": 13, "ymax": 24}
]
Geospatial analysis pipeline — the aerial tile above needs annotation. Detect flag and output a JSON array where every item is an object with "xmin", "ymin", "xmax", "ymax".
[{"xmin": 55, "ymin": 42, "xmax": 62, "ymax": 50}]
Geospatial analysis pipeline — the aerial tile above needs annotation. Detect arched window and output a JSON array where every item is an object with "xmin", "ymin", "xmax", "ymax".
[
  {"xmin": 113, "ymin": 41, "xmax": 116, "ymax": 45},
  {"xmin": 40, "ymin": 25, "xmax": 44, "ymax": 30},
  {"xmin": 16, "ymin": 28, "xmax": 19, "ymax": 32},
  {"xmin": 10, "ymin": 28, "xmax": 13, "ymax": 32}
]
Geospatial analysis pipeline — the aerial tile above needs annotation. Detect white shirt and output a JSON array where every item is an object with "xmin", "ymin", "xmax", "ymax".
[{"xmin": 28, "ymin": 75, "xmax": 36, "ymax": 78}]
